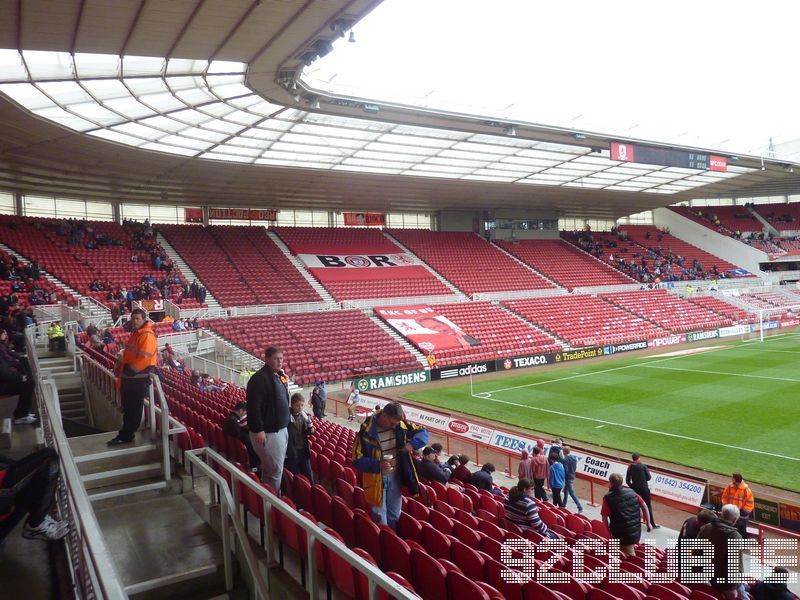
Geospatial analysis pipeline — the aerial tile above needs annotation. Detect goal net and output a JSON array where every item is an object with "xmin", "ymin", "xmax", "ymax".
[{"xmin": 753, "ymin": 305, "xmax": 800, "ymax": 342}]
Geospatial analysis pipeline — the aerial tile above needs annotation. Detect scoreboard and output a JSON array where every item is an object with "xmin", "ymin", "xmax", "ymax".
[{"xmin": 611, "ymin": 142, "xmax": 727, "ymax": 172}]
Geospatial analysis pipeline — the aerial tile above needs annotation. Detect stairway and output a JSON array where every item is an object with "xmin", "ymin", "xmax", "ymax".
[
  {"xmin": 266, "ymin": 230, "xmax": 337, "ymax": 304},
  {"xmin": 368, "ymin": 313, "xmax": 429, "ymax": 368},
  {"xmin": 746, "ymin": 206, "xmax": 781, "ymax": 237},
  {"xmin": 489, "ymin": 237, "xmax": 564, "ymax": 290},
  {"xmin": 0, "ymin": 241, "xmax": 111, "ymax": 324},
  {"xmin": 156, "ymin": 232, "xmax": 223, "ymax": 311},
  {"xmin": 69, "ymin": 429, "xmax": 233, "ymax": 598},
  {"xmin": 202, "ymin": 329, "xmax": 264, "ymax": 372},
  {"xmin": 382, "ymin": 232, "xmax": 468, "ymax": 299},
  {"xmin": 39, "ymin": 353, "xmax": 89, "ymax": 423}
]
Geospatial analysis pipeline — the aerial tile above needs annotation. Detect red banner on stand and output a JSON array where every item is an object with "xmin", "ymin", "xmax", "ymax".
[
  {"xmin": 375, "ymin": 305, "xmax": 480, "ymax": 353},
  {"xmin": 209, "ymin": 208, "xmax": 277, "ymax": 221},
  {"xmin": 343, "ymin": 212, "xmax": 385, "ymax": 227}
]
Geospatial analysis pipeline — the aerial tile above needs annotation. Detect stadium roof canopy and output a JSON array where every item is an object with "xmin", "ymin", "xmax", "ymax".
[{"xmin": 0, "ymin": 0, "xmax": 798, "ymax": 217}]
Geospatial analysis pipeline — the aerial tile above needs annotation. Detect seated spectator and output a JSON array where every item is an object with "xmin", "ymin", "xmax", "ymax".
[
  {"xmin": 198, "ymin": 374, "xmax": 226, "ymax": 393},
  {"xmin": 470, "ymin": 462, "xmax": 501, "ymax": 495},
  {"xmin": 419, "ymin": 446, "xmax": 449, "ymax": 483},
  {"xmin": 161, "ymin": 344, "xmax": 184, "ymax": 373},
  {"xmin": 171, "ymin": 319, "xmax": 185, "ymax": 332},
  {"xmin": 0, "ymin": 329, "xmax": 36, "ymax": 425},
  {"xmin": 749, "ymin": 567, "xmax": 794, "ymax": 600},
  {"xmin": 444, "ymin": 455, "xmax": 459, "ymax": 476},
  {"xmin": 450, "ymin": 454, "xmax": 472, "ymax": 484},
  {"xmin": 504, "ymin": 479, "xmax": 558, "ymax": 538},
  {"xmin": 0, "ymin": 447, "xmax": 69, "ymax": 542},
  {"xmin": 285, "ymin": 393, "xmax": 314, "ymax": 483},
  {"xmin": 222, "ymin": 402, "xmax": 260, "ymax": 473}
]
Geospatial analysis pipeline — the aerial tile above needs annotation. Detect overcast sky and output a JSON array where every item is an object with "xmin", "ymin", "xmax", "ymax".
[{"xmin": 307, "ymin": 0, "xmax": 800, "ymax": 159}]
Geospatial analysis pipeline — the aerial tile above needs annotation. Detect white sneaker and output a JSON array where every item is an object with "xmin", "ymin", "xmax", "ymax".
[
  {"xmin": 23, "ymin": 515, "xmax": 69, "ymax": 541},
  {"xmin": 13, "ymin": 414, "xmax": 37, "ymax": 425}
]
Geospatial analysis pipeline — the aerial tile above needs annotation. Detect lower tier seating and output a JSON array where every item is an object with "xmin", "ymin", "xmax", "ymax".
[
  {"xmin": 600, "ymin": 290, "xmax": 733, "ymax": 332},
  {"xmin": 504, "ymin": 295, "xmax": 666, "ymax": 347},
  {"xmin": 203, "ymin": 310, "xmax": 420, "ymax": 385},
  {"xmin": 409, "ymin": 301, "xmax": 563, "ymax": 367}
]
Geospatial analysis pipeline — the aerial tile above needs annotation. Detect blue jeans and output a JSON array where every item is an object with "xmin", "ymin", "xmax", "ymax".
[
  {"xmin": 563, "ymin": 478, "xmax": 583, "ymax": 511},
  {"xmin": 372, "ymin": 472, "xmax": 402, "ymax": 530}
]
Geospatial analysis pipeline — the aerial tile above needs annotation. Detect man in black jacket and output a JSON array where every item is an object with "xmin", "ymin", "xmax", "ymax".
[
  {"xmin": 602, "ymin": 473, "xmax": 651, "ymax": 556},
  {"xmin": 419, "ymin": 446, "xmax": 448, "ymax": 483},
  {"xmin": 626, "ymin": 453, "xmax": 659, "ymax": 528},
  {"xmin": 697, "ymin": 505, "xmax": 743, "ymax": 596},
  {"xmin": 222, "ymin": 402, "xmax": 260, "ymax": 472},
  {"xmin": 246, "ymin": 347, "xmax": 290, "ymax": 491}
]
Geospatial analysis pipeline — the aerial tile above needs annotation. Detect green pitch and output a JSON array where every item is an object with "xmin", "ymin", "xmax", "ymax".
[{"xmin": 406, "ymin": 331, "xmax": 800, "ymax": 493}]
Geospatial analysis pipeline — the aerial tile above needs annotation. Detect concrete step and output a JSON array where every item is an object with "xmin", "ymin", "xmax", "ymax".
[
  {"xmin": 87, "ymin": 477, "xmax": 181, "ymax": 509},
  {"xmin": 61, "ymin": 408, "xmax": 87, "ymax": 421},
  {"xmin": 81, "ymin": 462, "xmax": 163, "ymax": 490},
  {"xmin": 74, "ymin": 443, "xmax": 160, "ymax": 476},
  {"xmin": 94, "ymin": 494, "xmax": 225, "ymax": 600},
  {"xmin": 266, "ymin": 230, "xmax": 335, "ymax": 303},
  {"xmin": 156, "ymin": 232, "xmax": 222, "ymax": 310}
]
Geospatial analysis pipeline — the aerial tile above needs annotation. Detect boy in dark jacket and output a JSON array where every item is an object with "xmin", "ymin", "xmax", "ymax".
[
  {"xmin": 285, "ymin": 393, "xmax": 314, "ymax": 483},
  {"xmin": 222, "ymin": 402, "xmax": 260, "ymax": 472}
]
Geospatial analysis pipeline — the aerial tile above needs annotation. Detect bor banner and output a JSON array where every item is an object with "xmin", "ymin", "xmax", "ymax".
[{"xmin": 376, "ymin": 305, "xmax": 481, "ymax": 353}]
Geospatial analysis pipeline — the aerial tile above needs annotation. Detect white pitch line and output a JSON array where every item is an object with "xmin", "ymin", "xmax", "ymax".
[
  {"xmin": 641, "ymin": 364, "xmax": 800, "ymax": 383},
  {"xmin": 469, "ymin": 392, "xmax": 800, "ymax": 463},
  {"xmin": 483, "ymin": 348, "xmax": 728, "ymax": 395},
  {"xmin": 725, "ymin": 346, "xmax": 800, "ymax": 355}
]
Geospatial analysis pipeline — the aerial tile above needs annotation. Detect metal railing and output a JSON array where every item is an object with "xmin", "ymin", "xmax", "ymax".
[
  {"xmin": 166, "ymin": 299, "xmax": 341, "ymax": 320},
  {"xmin": 184, "ymin": 447, "xmax": 418, "ymax": 600},
  {"xmin": 26, "ymin": 331, "xmax": 128, "ymax": 599},
  {"xmin": 78, "ymin": 353, "xmax": 185, "ymax": 484}
]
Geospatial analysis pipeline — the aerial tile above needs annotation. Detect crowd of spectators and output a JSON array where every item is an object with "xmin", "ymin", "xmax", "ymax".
[{"xmin": 566, "ymin": 228, "xmax": 726, "ymax": 283}]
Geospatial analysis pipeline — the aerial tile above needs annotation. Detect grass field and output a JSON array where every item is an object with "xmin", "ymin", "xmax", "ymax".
[{"xmin": 406, "ymin": 331, "xmax": 800, "ymax": 493}]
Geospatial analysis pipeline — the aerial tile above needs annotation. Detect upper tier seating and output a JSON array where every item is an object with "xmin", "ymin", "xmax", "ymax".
[
  {"xmin": 735, "ymin": 291, "xmax": 800, "ymax": 311},
  {"xmin": 159, "ymin": 225, "xmax": 322, "ymax": 307},
  {"xmin": 752, "ymin": 202, "xmax": 800, "ymax": 232},
  {"xmin": 617, "ymin": 225, "xmax": 745, "ymax": 277},
  {"xmin": 0, "ymin": 216, "xmax": 197, "ymax": 308},
  {"xmin": 204, "ymin": 310, "xmax": 419, "ymax": 385},
  {"xmin": 687, "ymin": 296, "xmax": 756, "ymax": 323},
  {"xmin": 273, "ymin": 227, "xmax": 454, "ymax": 301},
  {"xmin": 776, "ymin": 238, "xmax": 800, "ymax": 252},
  {"xmin": 495, "ymin": 239, "xmax": 633, "ymax": 289},
  {"xmin": 504, "ymin": 295, "xmax": 666, "ymax": 347},
  {"xmin": 159, "ymin": 225, "xmax": 256, "ymax": 307},
  {"xmin": 670, "ymin": 206, "xmax": 761, "ymax": 234},
  {"xmin": 209, "ymin": 226, "xmax": 320, "ymax": 305},
  {"xmin": 401, "ymin": 301, "xmax": 562, "ymax": 367},
  {"xmin": 388, "ymin": 230, "xmax": 557, "ymax": 295},
  {"xmin": 600, "ymin": 289, "xmax": 732, "ymax": 332},
  {"xmin": 0, "ymin": 248, "xmax": 74, "ymax": 307}
]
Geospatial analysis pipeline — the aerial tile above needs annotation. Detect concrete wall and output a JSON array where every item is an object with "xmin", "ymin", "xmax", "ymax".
[
  {"xmin": 653, "ymin": 207, "xmax": 768, "ymax": 276},
  {"xmin": 85, "ymin": 382, "xmax": 122, "ymax": 432},
  {"xmin": 438, "ymin": 210, "xmax": 477, "ymax": 232},
  {"xmin": 493, "ymin": 229, "xmax": 560, "ymax": 240}
]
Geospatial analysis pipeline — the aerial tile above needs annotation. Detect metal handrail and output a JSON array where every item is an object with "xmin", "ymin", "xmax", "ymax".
[
  {"xmin": 183, "ymin": 451, "xmax": 270, "ymax": 599},
  {"xmin": 27, "ymin": 337, "xmax": 128, "ymax": 599},
  {"xmin": 185, "ymin": 447, "xmax": 419, "ymax": 600},
  {"xmin": 78, "ymin": 352, "xmax": 185, "ymax": 483}
]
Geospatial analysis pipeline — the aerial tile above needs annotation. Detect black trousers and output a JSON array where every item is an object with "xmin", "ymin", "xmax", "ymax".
[
  {"xmin": 533, "ymin": 478, "xmax": 548, "ymax": 502},
  {"xmin": 634, "ymin": 488, "xmax": 657, "ymax": 526},
  {"xmin": 551, "ymin": 487, "xmax": 563, "ymax": 507},
  {"xmin": 234, "ymin": 431, "xmax": 261, "ymax": 469},
  {"xmin": 0, "ymin": 376, "xmax": 36, "ymax": 419},
  {"xmin": 284, "ymin": 455, "xmax": 314, "ymax": 485},
  {"xmin": 0, "ymin": 448, "xmax": 60, "ymax": 540},
  {"xmin": 118, "ymin": 378, "xmax": 150, "ymax": 441},
  {"xmin": 736, "ymin": 510, "xmax": 750, "ymax": 538}
]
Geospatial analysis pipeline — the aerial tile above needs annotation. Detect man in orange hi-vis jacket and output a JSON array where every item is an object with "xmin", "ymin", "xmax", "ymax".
[
  {"xmin": 107, "ymin": 308, "xmax": 158, "ymax": 446},
  {"xmin": 721, "ymin": 472, "xmax": 755, "ymax": 538}
]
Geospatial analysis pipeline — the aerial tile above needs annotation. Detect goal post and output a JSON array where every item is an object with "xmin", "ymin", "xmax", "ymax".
[{"xmin": 755, "ymin": 305, "xmax": 800, "ymax": 342}]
